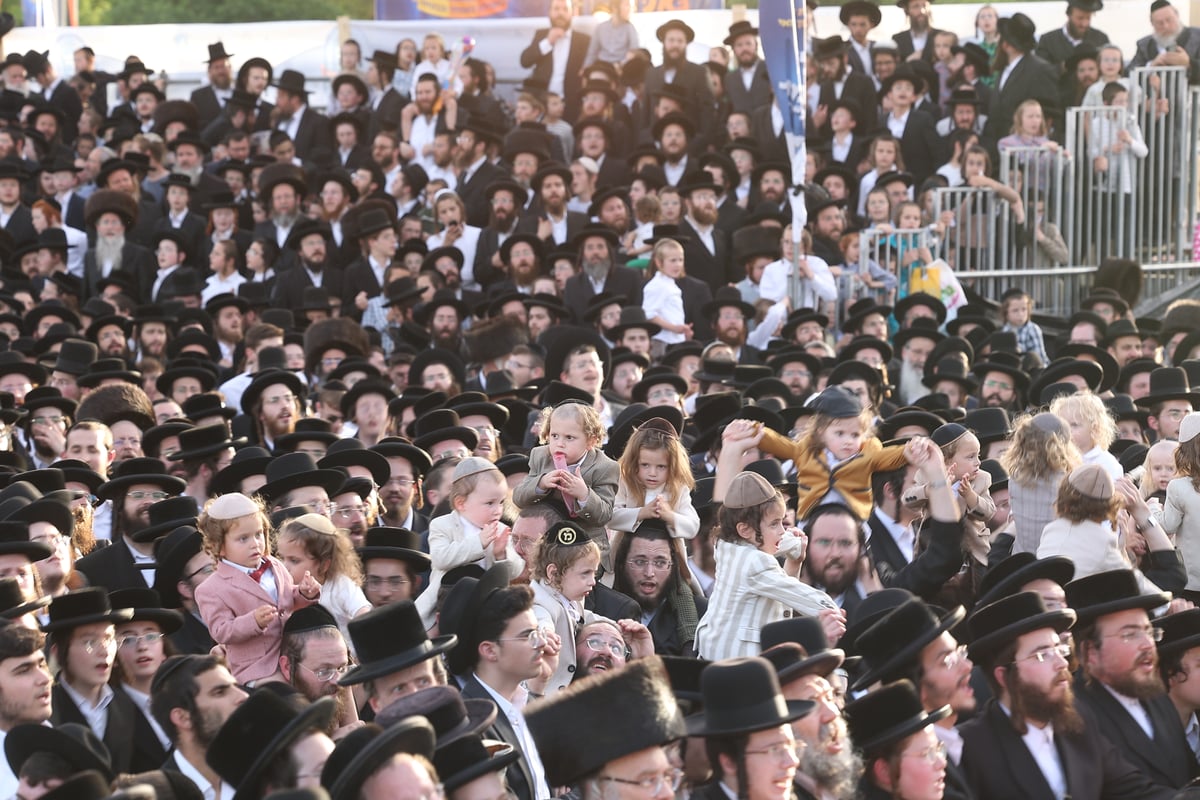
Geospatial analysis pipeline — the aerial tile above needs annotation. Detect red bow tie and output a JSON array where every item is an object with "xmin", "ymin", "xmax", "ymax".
[{"xmin": 249, "ymin": 560, "xmax": 270, "ymax": 582}]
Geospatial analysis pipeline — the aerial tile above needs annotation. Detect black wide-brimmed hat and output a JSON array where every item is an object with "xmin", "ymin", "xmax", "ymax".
[
  {"xmin": 240, "ymin": 368, "xmax": 307, "ymax": 416},
  {"xmin": 411, "ymin": 408, "xmax": 479, "ymax": 454},
  {"xmin": 997, "ymin": 12, "xmax": 1038, "ymax": 53},
  {"xmin": 1056, "ymin": 343, "xmax": 1120, "ymax": 394},
  {"xmin": 152, "ymin": 525, "xmax": 205, "ymax": 609},
  {"xmin": 844, "ymin": 679, "xmax": 950, "ymax": 756},
  {"xmin": 319, "ymin": 439, "xmax": 392, "ymax": 486},
  {"xmin": 356, "ymin": 527, "xmax": 431, "ymax": 570},
  {"xmin": 258, "ymin": 453, "xmax": 346, "ymax": 506},
  {"xmin": 761, "ymin": 642, "xmax": 844, "ymax": 687},
  {"xmin": 108, "ymin": 587, "xmax": 185, "ymax": 634},
  {"xmin": 374, "ymin": 683, "xmax": 498, "ymax": 744},
  {"xmin": 851, "ymin": 598, "xmax": 965, "ymax": 690},
  {"xmin": 370, "ymin": 437, "xmax": 434, "ymax": 477},
  {"xmin": 527, "ymin": 656, "xmax": 687, "ymax": 787},
  {"xmin": 701, "ymin": 286, "xmax": 755, "ymax": 320},
  {"xmin": 167, "ymin": 423, "xmax": 245, "ymax": 463},
  {"xmin": 5, "ymin": 722, "xmax": 113, "ymax": 782},
  {"xmin": 440, "ymin": 563, "xmax": 511, "ymax": 677},
  {"xmin": 971, "ymin": 351, "xmax": 1030, "ymax": 392},
  {"xmin": 1155, "ymin": 608, "xmax": 1200, "ymax": 659},
  {"xmin": 1135, "ymin": 367, "xmax": 1200, "ymax": 408},
  {"xmin": 685, "ymin": 656, "xmax": 813, "ymax": 736},
  {"xmin": 320, "ymin": 718, "xmax": 435, "ymax": 800},
  {"xmin": 923, "ymin": 356, "xmax": 978, "ymax": 393},
  {"xmin": 211, "ymin": 446, "xmax": 273, "ymax": 497},
  {"xmin": 967, "ymin": 591, "xmax": 1076, "ymax": 663},
  {"xmin": 760, "ymin": 616, "xmax": 846, "ymax": 677},
  {"xmin": 97, "ymin": 457, "xmax": 186, "ymax": 502},
  {"xmin": 434, "ymin": 733, "xmax": 522, "ymax": 793},
  {"xmin": 42, "ymin": 587, "xmax": 134, "ymax": 633},
  {"xmin": 0, "ymin": 517, "xmax": 53, "ymax": 561},
  {"xmin": 1028, "ymin": 358, "xmax": 1104, "ymax": 406},
  {"xmin": 340, "ymin": 600, "xmax": 457, "ymax": 687},
  {"xmin": 0, "ymin": 576, "xmax": 50, "ymax": 620},
  {"xmin": 840, "ymin": 0, "xmax": 882, "ymax": 26},
  {"xmin": 1065, "ymin": 569, "xmax": 1171, "ymax": 627},
  {"xmin": 130, "ymin": 495, "xmax": 200, "ymax": 544},
  {"xmin": 207, "ymin": 690, "xmax": 336, "ymax": 800},
  {"xmin": 976, "ymin": 552, "xmax": 1075, "ymax": 608}
]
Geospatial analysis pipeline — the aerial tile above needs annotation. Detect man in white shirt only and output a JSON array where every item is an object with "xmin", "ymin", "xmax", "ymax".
[
  {"xmin": 0, "ymin": 624, "xmax": 55, "ymax": 799},
  {"xmin": 151, "ymin": 654, "xmax": 248, "ymax": 800}
]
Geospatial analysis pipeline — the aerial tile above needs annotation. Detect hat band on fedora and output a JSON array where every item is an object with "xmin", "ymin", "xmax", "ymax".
[{"xmin": 706, "ymin": 695, "xmax": 792, "ymax": 733}]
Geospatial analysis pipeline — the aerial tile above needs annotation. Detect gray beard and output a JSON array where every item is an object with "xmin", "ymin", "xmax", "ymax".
[
  {"xmin": 173, "ymin": 165, "xmax": 203, "ymax": 185},
  {"xmin": 95, "ymin": 236, "xmax": 125, "ymax": 270},
  {"xmin": 898, "ymin": 360, "xmax": 929, "ymax": 405},
  {"xmin": 583, "ymin": 257, "xmax": 611, "ymax": 283},
  {"xmin": 799, "ymin": 735, "xmax": 863, "ymax": 800},
  {"xmin": 1155, "ymin": 33, "xmax": 1178, "ymax": 52},
  {"xmin": 273, "ymin": 211, "xmax": 300, "ymax": 229}
]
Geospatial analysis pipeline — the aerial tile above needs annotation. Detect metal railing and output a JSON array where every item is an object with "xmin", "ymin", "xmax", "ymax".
[
  {"xmin": 998, "ymin": 146, "xmax": 1074, "ymax": 271},
  {"xmin": 847, "ymin": 226, "xmax": 938, "ymax": 330}
]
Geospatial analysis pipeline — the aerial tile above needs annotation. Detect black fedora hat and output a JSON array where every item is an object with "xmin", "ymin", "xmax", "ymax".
[
  {"xmin": 1155, "ymin": 608, "xmax": 1200, "ymax": 659},
  {"xmin": 272, "ymin": 68, "xmax": 309, "ymax": 96},
  {"xmin": 42, "ymin": 587, "xmax": 134, "ymax": 633},
  {"xmin": 526, "ymin": 656, "xmax": 687, "ymax": 787},
  {"xmin": 1105, "ymin": 394, "xmax": 1149, "ymax": 426},
  {"xmin": 967, "ymin": 591, "xmax": 1076, "ymax": 663},
  {"xmin": 321, "ymin": 718, "xmax": 436, "ymax": 800},
  {"xmin": 207, "ymin": 691, "xmax": 336, "ymax": 800},
  {"xmin": 604, "ymin": 403, "xmax": 685, "ymax": 460},
  {"xmin": 108, "ymin": 587, "xmax": 184, "ymax": 634},
  {"xmin": 686, "ymin": 656, "xmax": 813, "ymax": 736},
  {"xmin": 723, "ymin": 19, "xmax": 759, "ymax": 45},
  {"xmin": 167, "ymin": 423, "xmax": 245, "ymax": 463},
  {"xmin": 97, "ymin": 457, "xmax": 186, "ymax": 502},
  {"xmin": 1064, "ymin": 569, "xmax": 1171, "ymax": 627},
  {"xmin": 0, "ymin": 351, "xmax": 45, "ymax": 384},
  {"xmin": 841, "ymin": 588, "xmax": 915, "ymax": 656},
  {"xmin": 34, "ymin": 770, "xmax": 111, "ymax": 800},
  {"xmin": 844, "ymin": 679, "xmax": 950, "ymax": 756},
  {"xmin": 50, "ymin": 459, "xmax": 103, "ymax": 495},
  {"xmin": 923, "ymin": 356, "xmax": 978, "ymax": 393},
  {"xmin": 656, "ymin": 19, "xmax": 695, "ymax": 42},
  {"xmin": 52, "ymin": 339, "xmax": 98, "ymax": 377},
  {"xmin": 152, "ymin": 525, "xmax": 204, "ymax": 609},
  {"xmin": 129, "ymin": 495, "xmax": 200, "ymax": 544},
  {"xmin": 319, "ymin": 439, "xmax": 392, "ymax": 486},
  {"xmin": 375, "ymin": 683, "xmax": 497, "ymax": 743},
  {"xmin": 1056, "ymin": 343, "xmax": 1119, "ymax": 394},
  {"xmin": 1135, "ymin": 367, "xmax": 1200, "ymax": 408},
  {"xmin": 370, "ymin": 437, "xmax": 434, "ymax": 477},
  {"xmin": 997, "ymin": 12, "xmax": 1038, "ymax": 53},
  {"xmin": 843, "ymin": 298, "xmax": 893, "ymax": 333},
  {"xmin": 760, "ymin": 616, "xmax": 846, "ymax": 675},
  {"xmin": 411, "ymin": 408, "xmax": 479, "ymax": 454},
  {"xmin": 0, "ymin": 575, "xmax": 50, "ymax": 620},
  {"xmin": 701, "ymin": 286, "xmax": 755, "ymax": 320},
  {"xmin": 761, "ymin": 639, "xmax": 844, "ymax": 686},
  {"xmin": 340, "ymin": 600, "xmax": 456, "ymax": 686},
  {"xmin": 181, "ymin": 392, "xmax": 237, "ymax": 423},
  {"xmin": 435, "ymin": 734, "xmax": 522, "ymax": 793},
  {"xmin": 971, "ymin": 351, "xmax": 1029, "ymax": 391},
  {"xmin": 1028, "ymin": 358, "xmax": 1104, "ymax": 405},
  {"xmin": 356, "ymin": 527, "xmax": 432, "ymax": 570},
  {"xmin": 630, "ymin": 368, "xmax": 688, "ymax": 405},
  {"xmin": 851, "ymin": 598, "xmax": 965, "ymax": 690},
  {"xmin": 840, "ymin": 0, "xmax": 882, "ymax": 26},
  {"xmin": 240, "ymin": 368, "xmax": 306, "ymax": 416},
  {"xmin": 274, "ymin": 418, "xmax": 340, "ymax": 454},
  {"xmin": 0, "ymin": 520, "xmax": 53, "ymax": 562},
  {"xmin": 211, "ymin": 446, "xmax": 273, "ymax": 497},
  {"xmin": 5, "ymin": 721, "xmax": 113, "ymax": 781},
  {"xmin": 440, "ymin": 563, "xmax": 511, "ymax": 677},
  {"xmin": 976, "ymin": 552, "xmax": 1075, "ymax": 608},
  {"xmin": 258, "ymin": 453, "xmax": 346, "ymax": 506}
]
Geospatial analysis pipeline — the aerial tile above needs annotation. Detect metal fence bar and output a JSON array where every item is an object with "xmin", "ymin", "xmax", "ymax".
[
  {"xmin": 998, "ymin": 146, "xmax": 1073, "ymax": 272},
  {"xmin": 850, "ymin": 226, "xmax": 937, "ymax": 331},
  {"xmin": 1129, "ymin": 66, "xmax": 1192, "ymax": 263}
]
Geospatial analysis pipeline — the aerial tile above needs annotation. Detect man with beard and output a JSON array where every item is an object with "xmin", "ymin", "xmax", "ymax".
[
  {"xmin": 723, "ymin": 20, "xmax": 772, "ymax": 114},
  {"xmin": 399, "ymin": 73, "xmax": 452, "ymax": 175},
  {"xmin": 76, "ymin": 458, "xmax": 186, "ymax": 591},
  {"xmin": 24, "ymin": 49, "xmax": 83, "ymax": 143},
  {"xmin": 563, "ymin": 225, "xmax": 643, "ymax": 321},
  {"xmin": 853, "ymin": 597, "xmax": 978, "ymax": 800},
  {"xmin": 472, "ymin": 181, "xmax": 523, "ymax": 289},
  {"xmin": 1036, "ymin": 0, "xmax": 1109, "ymax": 76},
  {"xmin": 893, "ymin": 319, "xmax": 941, "ymax": 405},
  {"xmin": 679, "ymin": 173, "xmax": 732, "ymax": 291},
  {"xmin": 152, "ymin": 654, "xmax": 249, "ymax": 799},
  {"xmin": 206, "ymin": 294, "xmax": 247, "ymax": 369},
  {"xmin": 1131, "ymin": 1, "xmax": 1200, "ymax": 83},
  {"xmin": 454, "ymin": 121, "xmax": 505, "ymax": 231},
  {"xmin": 427, "ymin": 192, "xmax": 484, "ymax": 290},
  {"xmin": 653, "ymin": 113, "xmax": 694, "ymax": 187},
  {"xmin": 255, "ymin": 163, "xmax": 307, "ymax": 256},
  {"xmin": 642, "ymin": 21, "xmax": 714, "ymax": 151},
  {"xmin": 190, "ymin": 42, "xmax": 237, "ymax": 128},
  {"xmin": 243, "ymin": 369, "xmax": 304, "ymax": 451},
  {"xmin": 358, "ymin": 527, "xmax": 429, "ymax": 608},
  {"xmin": 518, "ymin": 163, "xmax": 586, "ymax": 249},
  {"xmin": 273, "ymin": 219, "xmax": 345, "ymax": 313},
  {"xmin": 503, "ymin": 234, "xmax": 545, "ymax": 293},
  {"xmin": 961, "ymin": 589, "xmax": 1171, "ymax": 800},
  {"xmin": 1156, "ymin": 608, "xmax": 1200, "ymax": 761},
  {"xmin": 575, "ymin": 118, "xmax": 630, "ymax": 192},
  {"xmin": 984, "ymin": 14, "xmax": 1059, "ymax": 144},
  {"xmin": 415, "ymin": 289, "xmax": 467, "ymax": 352},
  {"xmin": 892, "ymin": 0, "xmax": 945, "ymax": 63},
  {"xmin": 0, "ymin": 162, "xmax": 35, "ymax": 247},
  {"xmin": 973, "ymin": 352, "xmax": 1029, "ymax": 412},
  {"xmin": 83, "ymin": 188, "xmax": 154, "ymax": 301},
  {"xmin": 373, "ymin": 439, "xmax": 432, "ymax": 535},
  {"xmin": 168, "ymin": 132, "xmax": 227, "ymax": 212},
  {"xmin": 366, "ymin": 49, "xmax": 406, "ymax": 142},
  {"xmin": 520, "ymin": 0, "xmax": 590, "ymax": 123},
  {"xmin": 0, "ymin": 624, "xmax": 55, "ymax": 798},
  {"xmin": 1067, "ymin": 569, "xmax": 1196, "ymax": 791},
  {"xmin": 755, "ymin": 162, "xmax": 790, "ymax": 212},
  {"xmin": 761, "ymin": 627, "xmax": 860, "ymax": 800},
  {"xmin": 701, "ymin": 287, "xmax": 758, "ymax": 364},
  {"xmin": 524, "ymin": 294, "xmax": 568, "ymax": 341},
  {"xmin": 278, "ymin": 605, "xmax": 359, "ymax": 738},
  {"xmin": 611, "ymin": 520, "xmax": 706, "ymax": 655},
  {"xmin": 591, "ymin": 187, "xmax": 631, "ymax": 244},
  {"xmin": 271, "ymin": 69, "xmax": 331, "ymax": 161},
  {"xmin": 811, "ymin": 37, "xmax": 879, "ymax": 141},
  {"xmin": 808, "ymin": 197, "xmax": 845, "ymax": 265}
]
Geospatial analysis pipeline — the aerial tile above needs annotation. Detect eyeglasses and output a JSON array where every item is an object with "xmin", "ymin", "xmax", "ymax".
[
  {"xmin": 983, "ymin": 380, "xmax": 1013, "ymax": 391},
  {"xmin": 745, "ymin": 740, "xmax": 801, "ymax": 763},
  {"xmin": 626, "ymin": 557, "xmax": 672, "ymax": 572},
  {"xmin": 184, "ymin": 563, "xmax": 215, "ymax": 581},
  {"xmin": 597, "ymin": 768, "xmax": 684, "ymax": 795},
  {"xmin": 295, "ymin": 447, "xmax": 328, "ymax": 459},
  {"xmin": 335, "ymin": 504, "xmax": 367, "ymax": 519},
  {"xmin": 127, "ymin": 491, "xmax": 170, "ymax": 501},
  {"xmin": 1014, "ymin": 643, "xmax": 1072, "ymax": 664},
  {"xmin": 940, "ymin": 644, "xmax": 970, "ymax": 670},
  {"xmin": 31, "ymin": 415, "xmax": 66, "ymax": 427},
  {"xmin": 118, "ymin": 632, "xmax": 165, "ymax": 649},
  {"xmin": 320, "ymin": 357, "xmax": 344, "ymax": 368},
  {"xmin": 384, "ymin": 477, "xmax": 415, "ymax": 489},
  {"xmin": 264, "ymin": 393, "xmax": 297, "ymax": 407},
  {"xmin": 300, "ymin": 662, "xmax": 352, "ymax": 682},
  {"xmin": 469, "ymin": 425, "xmax": 499, "ymax": 438},
  {"xmin": 902, "ymin": 742, "xmax": 947, "ymax": 765},
  {"xmin": 647, "ymin": 388, "xmax": 680, "ymax": 402},
  {"xmin": 435, "ymin": 448, "xmax": 471, "ymax": 461},
  {"xmin": 780, "ymin": 369, "xmax": 812, "ymax": 379},
  {"xmin": 365, "ymin": 575, "xmax": 409, "ymax": 590},
  {"xmin": 583, "ymin": 637, "xmax": 627, "ymax": 659},
  {"xmin": 114, "ymin": 437, "xmax": 142, "ymax": 448},
  {"xmin": 80, "ymin": 635, "xmax": 117, "ymax": 654},
  {"xmin": 495, "ymin": 627, "xmax": 551, "ymax": 649},
  {"xmin": 1101, "ymin": 626, "xmax": 1163, "ymax": 645},
  {"xmin": 303, "ymin": 500, "xmax": 331, "ymax": 515}
]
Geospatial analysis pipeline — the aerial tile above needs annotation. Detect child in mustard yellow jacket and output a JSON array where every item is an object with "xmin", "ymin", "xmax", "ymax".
[{"xmin": 756, "ymin": 385, "xmax": 916, "ymax": 521}]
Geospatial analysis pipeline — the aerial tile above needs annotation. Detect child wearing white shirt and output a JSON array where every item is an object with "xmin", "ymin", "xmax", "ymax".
[{"xmin": 642, "ymin": 239, "xmax": 691, "ymax": 345}]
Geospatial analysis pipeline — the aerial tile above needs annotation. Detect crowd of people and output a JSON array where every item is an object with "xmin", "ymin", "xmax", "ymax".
[{"xmin": 0, "ymin": 0, "xmax": 1194, "ymax": 798}]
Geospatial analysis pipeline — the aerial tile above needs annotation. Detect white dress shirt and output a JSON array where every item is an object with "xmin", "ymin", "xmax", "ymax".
[
  {"xmin": 475, "ymin": 675, "xmax": 551, "ymax": 800},
  {"xmin": 1017, "ymin": 716, "xmax": 1067, "ymax": 799},
  {"xmin": 61, "ymin": 678, "xmax": 116, "ymax": 739},
  {"xmin": 1103, "ymin": 683, "xmax": 1155, "ymax": 739},
  {"xmin": 173, "ymin": 749, "xmax": 237, "ymax": 800},
  {"xmin": 122, "ymin": 683, "xmax": 170, "ymax": 749},
  {"xmin": 222, "ymin": 557, "xmax": 278, "ymax": 602}
]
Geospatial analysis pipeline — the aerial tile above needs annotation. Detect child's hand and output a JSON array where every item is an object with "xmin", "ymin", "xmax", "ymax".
[
  {"xmin": 254, "ymin": 604, "xmax": 278, "ymax": 630},
  {"xmin": 818, "ymin": 606, "xmax": 847, "ymax": 644},
  {"xmin": 722, "ymin": 419, "xmax": 765, "ymax": 451},
  {"xmin": 492, "ymin": 524, "xmax": 511, "ymax": 558},
  {"xmin": 479, "ymin": 522, "xmax": 500, "ymax": 550},
  {"xmin": 1094, "ymin": 155, "xmax": 1109, "ymax": 173},
  {"xmin": 959, "ymin": 475, "xmax": 978, "ymax": 505},
  {"xmin": 654, "ymin": 495, "xmax": 676, "ymax": 525},
  {"xmin": 560, "ymin": 465, "xmax": 588, "ymax": 501},
  {"xmin": 538, "ymin": 471, "xmax": 560, "ymax": 492},
  {"xmin": 298, "ymin": 571, "xmax": 321, "ymax": 600},
  {"xmin": 637, "ymin": 503, "xmax": 657, "ymax": 521}
]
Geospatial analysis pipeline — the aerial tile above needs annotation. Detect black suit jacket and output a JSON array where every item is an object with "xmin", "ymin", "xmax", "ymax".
[
  {"xmin": 514, "ymin": 209, "xmax": 588, "ymax": 250},
  {"xmin": 644, "ymin": 593, "xmax": 707, "ymax": 657},
  {"xmin": 460, "ymin": 675, "xmax": 536, "ymax": 800},
  {"xmin": 189, "ymin": 85, "xmax": 225, "ymax": 130},
  {"xmin": 961, "ymin": 699, "xmax": 1176, "ymax": 800},
  {"xmin": 893, "ymin": 28, "xmax": 946, "ymax": 63},
  {"xmin": 368, "ymin": 88, "xmax": 408, "ymax": 141},
  {"xmin": 595, "ymin": 153, "xmax": 630, "ymax": 192},
  {"xmin": 52, "ymin": 681, "xmax": 137, "ymax": 774},
  {"xmin": 749, "ymin": 103, "xmax": 791, "ymax": 165},
  {"xmin": 273, "ymin": 264, "xmax": 345, "ymax": 312},
  {"xmin": 458, "ymin": 160, "xmax": 507, "ymax": 229},
  {"xmin": 643, "ymin": 62, "xmax": 717, "ymax": 150},
  {"xmin": 985, "ymin": 53, "xmax": 1060, "ymax": 143},
  {"xmin": 867, "ymin": 513, "xmax": 967, "ymax": 602},
  {"xmin": 882, "ymin": 107, "xmax": 944, "ymax": 184},
  {"xmin": 1073, "ymin": 678, "xmax": 1198, "ymax": 791},
  {"xmin": 724, "ymin": 60, "xmax": 773, "ymax": 115},
  {"xmin": 62, "ymin": 193, "xmax": 86, "ymax": 231},
  {"xmin": 286, "ymin": 107, "xmax": 333, "ymax": 161},
  {"xmin": 4, "ymin": 204, "xmax": 37, "ymax": 245},
  {"xmin": 679, "ymin": 218, "xmax": 733, "ymax": 292},
  {"xmin": 584, "ymin": 583, "xmax": 640, "ymax": 621},
  {"xmin": 563, "ymin": 265, "xmax": 644, "ymax": 321},
  {"xmin": 817, "ymin": 73, "xmax": 880, "ymax": 139},
  {"xmin": 169, "ymin": 611, "xmax": 215, "ymax": 655},
  {"xmin": 36, "ymin": 81, "xmax": 83, "ymax": 143},
  {"xmin": 520, "ymin": 29, "xmax": 591, "ymax": 123},
  {"xmin": 75, "ymin": 537, "xmax": 152, "ymax": 592},
  {"xmin": 129, "ymin": 701, "xmax": 169, "ymax": 773},
  {"xmin": 679, "ymin": 275, "xmax": 713, "ymax": 337},
  {"xmin": 1132, "ymin": 27, "xmax": 1200, "ymax": 84},
  {"xmin": 341, "ymin": 257, "xmax": 385, "ymax": 318},
  {"xmin": 1036, "ymin": 27, "xmax": 1109, "ymax": 69},
  {"xmin": 154, "ymin": 213, "xmax": 208, "ymax": 269}
]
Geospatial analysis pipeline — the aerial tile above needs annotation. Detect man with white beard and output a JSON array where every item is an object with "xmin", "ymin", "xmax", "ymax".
[
  {"xmin": 562, "ymin": 225, "xmax": 643, "ymax": 321},
  {"xmin": 167, "ymin": 132, "xmax": 227, "ymax": 213},
  {"xmin": 892, "ymin": 318, "xmax": 942, "ymax": 405},
  {"xmin": 1131, "ymin": 1, "xmax": 1200, "ymax": 83},
  {"xmin": 82, "ymin": 189, "xmax": 154, "ymax": 300}
]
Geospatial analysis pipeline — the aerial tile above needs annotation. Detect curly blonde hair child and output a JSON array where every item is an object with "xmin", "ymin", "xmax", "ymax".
[
  {"xmin": 538, "ymin": 400, "xmax": 605, "ymax": 445},
  {"xmin": 1050, "ymin": 392, "xmax": 1118, "ymax": 454},
  {"xmin": 618, "ymin": 420, "xmax": 695, "ymax": 507},
  {"xmin": 198, "ymin": 493, "xmax": 272, "ymax": 559},
  {"xmin": 277, "ymin": 514, "xmax": 362, "ymax": 584}
]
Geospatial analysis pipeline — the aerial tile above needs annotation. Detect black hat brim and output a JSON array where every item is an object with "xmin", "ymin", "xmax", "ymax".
[
  {"xmin": 967, "ymin": 608, "xmax": 1076, "ymax": 663},
  {"xmin": 42, "ymin": 607, "xmax": 134, "ymax": 633},
  {"xmin": 96, "ymin": 473, "xmax": 186, "ymax": 503},
  {"xmin": 851, "ymin": 605, "xmax": 965, "ymax": 691},
  {"xmin": 259, "ymin": 468, "xmax": 347, "ymax": 506},
  {"xmin": 441, "ymin": 742, "xmax": 523, "ymax": 793},
  {"xmin": 1073, "ymin": 592, "xmax": 1172, "ymax": 627},
  {"xmin": 685, "ymin": 699, "xmax": 814, "ymax": 737},
  {"xmin": 356, "ymin": 546, "xmax": 432, "ymax": 570},
  {"xmin": 339, "ymin": 635, "xmax": 457, "ymax": 686},
  {"xmin": 229, "ymin": 697, "xmax": 337, "ymax": 800},
  {"xmin": 327, "ymin": 719, "xmax": 436, "ymax": 800},
  {"xmin": 856, "ymin": 703, "xmax": 952, "ymax": 755}
]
